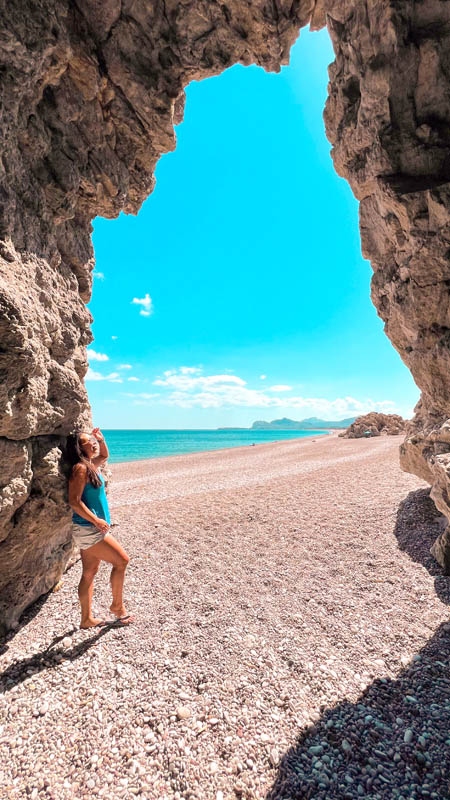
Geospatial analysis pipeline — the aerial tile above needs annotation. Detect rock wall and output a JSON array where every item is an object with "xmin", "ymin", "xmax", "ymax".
[
  {"xmin": 321, "ymin": 2, "xmax": 450, "ymax": 566},
  {"xmin": 1, "ymin": 0, "xmax": 450, "ymax": 629}
]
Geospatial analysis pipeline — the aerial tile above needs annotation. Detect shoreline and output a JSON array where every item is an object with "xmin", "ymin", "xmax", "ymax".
[{"xmin": 107, "ymin": 429, "xmax": 337, "ymax": 468}]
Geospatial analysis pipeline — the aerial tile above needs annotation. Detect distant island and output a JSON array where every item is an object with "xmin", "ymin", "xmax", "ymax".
[{"xmin": 217, "ymin": 416, "xmax": 357, "ymax": 431}]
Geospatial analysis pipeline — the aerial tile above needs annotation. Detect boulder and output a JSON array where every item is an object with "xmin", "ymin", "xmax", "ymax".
[{"xmin": 340, "ymin": 413, "xmax": 407, "ymax": 439}]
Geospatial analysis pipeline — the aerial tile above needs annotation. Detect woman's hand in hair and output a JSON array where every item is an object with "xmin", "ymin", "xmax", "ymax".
[
  {"xmin": 95, "ymin": 518, "xmax": 110, "ymax": 533},
  {"xmin": 91, "ymin": 427, "xmax": 109, "ymax": 465}
]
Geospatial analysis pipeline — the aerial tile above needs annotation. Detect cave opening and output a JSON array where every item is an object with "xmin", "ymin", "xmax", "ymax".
[{"xmin": 86, "ymin": 27, "xmax": 419, "ymax": 433}]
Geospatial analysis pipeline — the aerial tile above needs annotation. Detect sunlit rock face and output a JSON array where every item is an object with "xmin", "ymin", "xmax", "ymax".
[
  {"xmin": 1, "ymin": 0, "xmax": 450, "ymax": 628},
  {"xmin": 321, "ymin": 2, "xmax": 450, "ymax": 568}
]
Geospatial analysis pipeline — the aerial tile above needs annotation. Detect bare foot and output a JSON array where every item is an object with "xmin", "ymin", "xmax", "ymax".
[
  {"xmin": 110, "ymin": 603, "xmax": 127, "ymax": 616},
  {"xmin": 110, "ymin": 604, "xmax": 134, "ymax": 624},
  {"xmin": 80, "ymin": 616, "xmax": 105, "ymax": 629}
]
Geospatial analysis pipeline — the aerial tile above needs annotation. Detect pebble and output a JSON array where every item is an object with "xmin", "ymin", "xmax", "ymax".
[
  {"xmin": 404, "ymin": 729, "xmax": 413, "ymax": 744},
  {"xmin": 62, "ymin": 637, "xmax": 72, "ymax": 648},
  {"xmin": 269, "ymin": 748, "xmax": 279, "ymax": 767},
  {"xmin": 176, "ymin": 706, "xmax": 191, "ymax": 720}
]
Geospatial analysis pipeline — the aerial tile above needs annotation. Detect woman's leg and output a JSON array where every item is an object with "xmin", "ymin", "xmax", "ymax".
[
  {"xmin": 84, "ymin": 533, "xmax": 132, "ymax": 621},
  {"xmin": 79, "ymin": 549, "xmax": 102, "ymax": 628}
]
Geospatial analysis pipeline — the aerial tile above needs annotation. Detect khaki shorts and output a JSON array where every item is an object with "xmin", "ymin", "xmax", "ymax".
[{"xmin": 72, "ymin": 523, "xmax": 106, "ymax": 550}]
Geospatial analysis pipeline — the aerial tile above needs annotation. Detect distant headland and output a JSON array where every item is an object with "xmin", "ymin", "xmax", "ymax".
[{"xmin": 217, "ymin": 416, "xmax": 357, "ymax": 431}]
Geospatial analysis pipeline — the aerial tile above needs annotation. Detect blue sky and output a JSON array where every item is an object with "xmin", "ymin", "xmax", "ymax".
[{"xmin": 87, "ymin": 26, "xmax": 419, "ymax": 429}]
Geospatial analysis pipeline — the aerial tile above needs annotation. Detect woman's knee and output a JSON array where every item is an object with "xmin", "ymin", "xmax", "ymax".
[
  {"xmin": 112, "ymin": 552, "xmax": 129, "ymax": 570},
  {"xmin": 81, "ymin": 565, "xmax": 99, "ymax": 582},
  {"xmin": 119, "ymin": 552, "xmax": 130, "ymax": 569}
]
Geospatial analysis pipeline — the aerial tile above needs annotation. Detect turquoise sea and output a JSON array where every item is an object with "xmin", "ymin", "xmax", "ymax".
[{"xmin": 103, "ymin": 429, "xmax": 329, "ymax": 464}]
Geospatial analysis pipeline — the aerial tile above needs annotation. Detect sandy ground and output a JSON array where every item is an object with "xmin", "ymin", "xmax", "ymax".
[{"xmin": 1, "ymin": 434, "xmax": 450, "ymax": 799}]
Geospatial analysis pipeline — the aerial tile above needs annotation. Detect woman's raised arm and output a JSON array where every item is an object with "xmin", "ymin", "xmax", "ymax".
[{"xmin": 92, "ymin": 427, "xmax": 109, "ymax": 467}]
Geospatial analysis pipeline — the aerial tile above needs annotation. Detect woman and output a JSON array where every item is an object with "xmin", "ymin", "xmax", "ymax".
[{"xmin": 67, "ymin": 428, "xmax": 133, "ymax": 628}]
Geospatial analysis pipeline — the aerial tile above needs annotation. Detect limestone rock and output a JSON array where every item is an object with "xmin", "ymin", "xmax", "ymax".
[
  {"xmin": 0, "ymin": 249, "xmax": 93, "ymax": 440},
  {"xmin": 0, "ymin": 439, "xmax": 32, "ymax": 539},
  {"xmin": 0, "ymin": 437, "xmax": 75, "ymax": 632},
  {"xmin": 340, "ymin": 413, "xmax": 406, "ymax": 439}
]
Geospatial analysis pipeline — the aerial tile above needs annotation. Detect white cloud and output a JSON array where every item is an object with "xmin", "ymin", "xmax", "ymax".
[
  {"xmin": 159, "ymin": 367, "xmax": 202, "ymax": 378},
  {"xmin": 164, "ymin": 390, "xmax": 399, "ymax": 414},
  {"xmin": 111, "ymin": 336, "xmax": 118, "ymax": 340},
  {"xmin": 128, "ymin": 377, "xmax": 139, "ymax": 382},
  {"xmin": 88, "ymin": 349, "xmax": 109, "ymax": 362},
  {"xmin": 93, "ymin": 271, "xmax": 105, "ymax": 280},
  {"xmin": 260, "ymin": 375, "xmax": 267, "ymax": 380},
  {"xmin": 85, "ymin": 368, "xmax": 123, "ymax": 383},
  {"xmin": 131, "ymin": 293, "xmax": 153, "ymax": 316},
  {"xmin": 128, "ymin": 367, "xmax": 400, "ymax": 418},
  {"xmin": 153, "ymin": 372, "xmax": 247, "ymax": 391},
  {"xmin": 118, "ymin": 364, "xmax": 132, "ymax": 369},
  {"xmin": 180, "ymin": 366, "xmax": 202, "ymax": 375}
]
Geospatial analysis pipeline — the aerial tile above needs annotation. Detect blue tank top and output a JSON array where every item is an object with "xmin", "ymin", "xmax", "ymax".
[{"xmin": 72, "ymin": 471, "xmax": 110, "ymax": 527}]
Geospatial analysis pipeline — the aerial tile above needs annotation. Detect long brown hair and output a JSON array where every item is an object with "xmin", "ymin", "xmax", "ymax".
[{"xmin": 66, "ymin": 431, "xmax": 102, "ymax": 488}]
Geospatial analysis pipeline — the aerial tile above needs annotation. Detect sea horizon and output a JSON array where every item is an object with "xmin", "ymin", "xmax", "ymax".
[{"xmin": 102, "ymin": 428, "xmax": 330, "ymax": 464}]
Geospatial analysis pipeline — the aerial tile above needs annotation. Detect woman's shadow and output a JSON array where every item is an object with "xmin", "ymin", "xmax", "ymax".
[{"xmin": 0, "ymin": 619, "xmax": 125, "ymax": 694}]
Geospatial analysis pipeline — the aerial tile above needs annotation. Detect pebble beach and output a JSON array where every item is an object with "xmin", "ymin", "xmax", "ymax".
[{"xmin": 1, "ymin": 434, "xmax": 450, "ymax": 799}]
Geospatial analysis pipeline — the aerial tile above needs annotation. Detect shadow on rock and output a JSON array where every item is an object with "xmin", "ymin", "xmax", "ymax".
[
  {"xmin": 0, "ymin": 586, "xmax": 54, "ymax": 645},
  {"xmin": 266, "ymin": 623, "xmax": 450, "ymax": 799},
  {"xmin": 393, "ymin": 487, "xmax": 450, "ymax": 605},
  {"xmin": 0, "ymin": 552, "xmax": 81, "ymax": 646},
  {"xmin": 0, "ymin": 621, "xmax": 120, "ymax": 694}
]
